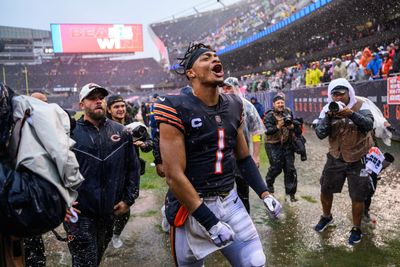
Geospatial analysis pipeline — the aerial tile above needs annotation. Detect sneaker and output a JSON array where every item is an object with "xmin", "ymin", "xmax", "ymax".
[
  {"xmin": 314, "ymin": 215, "xmax": 334, "ymax": 232},
  {"xmin": 348, "ymin": 227, "xmax": 362, "ymax": 245},
  {"xmin": 290, "ymin": 194, "xmax": 298, "ymax": 202},
  {"xmin": 112, "ymin": 235, "xmax": 123, "ymax": 249}
]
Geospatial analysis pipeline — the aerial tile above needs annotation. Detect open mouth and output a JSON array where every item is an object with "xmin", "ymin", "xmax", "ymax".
[{"xmin": 212, "ymin": 64, "xmax": 224, "ymax": 77}]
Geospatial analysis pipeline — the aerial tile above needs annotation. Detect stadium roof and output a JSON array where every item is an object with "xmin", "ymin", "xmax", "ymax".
[{"xmin": 0, "ymin": 25, "xmax": 50, "ymax": 39}]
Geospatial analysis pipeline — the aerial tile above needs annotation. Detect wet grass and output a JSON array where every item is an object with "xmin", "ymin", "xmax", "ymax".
[
  {"xmin": 138, "ymin": 151, "xmax": 167, "ymax": 192},
  {"xmin": 301, "ymin": 195, "xmax": 318, "ymax": 203}
]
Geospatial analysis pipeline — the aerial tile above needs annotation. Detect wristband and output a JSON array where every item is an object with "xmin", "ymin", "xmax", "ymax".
[{"xmin": 192, "ymin": 202, "xmax": 219, "ymax": 231}]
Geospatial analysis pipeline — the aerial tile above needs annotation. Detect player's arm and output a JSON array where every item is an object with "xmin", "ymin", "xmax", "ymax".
[
  {"xmin": 235, "ymin": 125, "xmax": 282, "ymax": 218},
  {"xmin": 160, "ymin": 123, "xmax": 201, "ymax": 212},
  {"xmin": 235, "ymin": 125, "xmax": 268, "ymax": 198}
]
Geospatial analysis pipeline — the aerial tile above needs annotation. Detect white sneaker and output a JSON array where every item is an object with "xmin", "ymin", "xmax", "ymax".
[{"xmin": 112, "ymin": 235, "xmax": 123, "ymax": 249}]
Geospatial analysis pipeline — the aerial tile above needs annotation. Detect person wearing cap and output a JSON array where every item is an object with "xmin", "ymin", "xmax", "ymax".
[
  {"xmin": 65, "ymin": 83, "xmax": 140, "ymax": 266},
  {"xmin": 314, "ymin": 78, "xmax": 374, "ymax": 245},
  {"xmin": 155, "ymin": 43, "xmax": 281, "ymax": 266},
  {"xmin": 365, "ymin": 52, "xmax": 382, "ymax": 79},
  {"xmin": 106, "ymin": 94, "xmax": 153, "ymax": 248},
  {"xmin": 106, "ymin": 95, "xmax": 132, "ymax": 125},
  {"xmin": 222, "ymin": 77, "xmax": 266, "ymax": 213},
  {"xmin": 263, "ymin": 94, "xmax": 302, "ymax": 202}
]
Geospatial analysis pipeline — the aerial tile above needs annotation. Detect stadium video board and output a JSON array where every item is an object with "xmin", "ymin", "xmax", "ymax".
[{"xmin": 51, "ymin": 24, "xmax": 143, "ymax": 53}]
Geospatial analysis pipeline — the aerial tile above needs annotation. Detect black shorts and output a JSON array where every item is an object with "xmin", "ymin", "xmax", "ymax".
[{"xmin": 320, "ymin": 153, "xmax": 371, "ymax": 202}]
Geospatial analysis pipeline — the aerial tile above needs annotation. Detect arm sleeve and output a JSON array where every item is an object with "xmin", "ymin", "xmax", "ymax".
[
  {"xmin": 315, "ymin": 116, "xmax": 332, "ymax": 140},
  {"xmin": 237, "ymin": 155, "xmax": 268, "ymax": 198},
  {"xmin": 122, "ymin": 133, "xmax": 140, "ymax": 206}
]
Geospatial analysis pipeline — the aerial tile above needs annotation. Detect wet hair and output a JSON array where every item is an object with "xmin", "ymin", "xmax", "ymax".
[{"xmin": 175, "ymin": 42, "xmax": 213, "ymax": 78}]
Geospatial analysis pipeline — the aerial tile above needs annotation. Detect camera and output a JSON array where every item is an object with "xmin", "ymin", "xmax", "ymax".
[
  {"xmin": 283, "ymin": 114, "xmax": 292, "ymax": 126},
  {"xmin": 131, "ymin": 125, "xmax": 148, "ymax": 141},
  {"xmin": 328, "ymin": 101, "xmax": 344, "ymax": 113},
  {"xmin": 125, "ymin": 121, "xmax": 148, "ymax": 141}
]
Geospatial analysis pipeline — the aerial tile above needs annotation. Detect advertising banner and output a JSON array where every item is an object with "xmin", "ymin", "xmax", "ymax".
[{"xmin": 51, "ymin": 24, "xmax": 143, "ymax": 53}]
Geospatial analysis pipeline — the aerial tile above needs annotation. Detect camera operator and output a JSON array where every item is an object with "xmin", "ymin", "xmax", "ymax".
[
  {"xmin": 107, "ymin": 95, "xmax": 153, "ymax": 248},
  {"xmin": 264, "ymin": 94, "xmax": 302, "ymax": 202},
  {"xmin": 314, "ymin": 78, "xmax": 374, "ymax": 245}
]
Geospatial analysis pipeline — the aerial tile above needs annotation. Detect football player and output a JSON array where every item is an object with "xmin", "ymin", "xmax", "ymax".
[{"xmin": 155, "ymin": 43, "xmax": 281, "ymax": 266}]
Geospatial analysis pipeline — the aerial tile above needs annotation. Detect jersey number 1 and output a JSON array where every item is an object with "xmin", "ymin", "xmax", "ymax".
[{"xmin": 215, "ymin": 128, "xmax": 225, "ymax": 174}]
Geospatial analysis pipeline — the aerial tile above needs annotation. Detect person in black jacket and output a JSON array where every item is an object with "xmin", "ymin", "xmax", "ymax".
[
  {"xmin": 64, "ymin": 83, "xmax": 140, "ymax": 267},
  {"xmin": 106, "ymin": 94, "xmax": 153, "ymax": 248},
  {"xmin": 264, "ymin": 94, "xmax": 302, "ymax": 202}
]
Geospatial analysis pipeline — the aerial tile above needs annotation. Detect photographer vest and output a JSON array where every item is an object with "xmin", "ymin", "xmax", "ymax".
[
  {"xmin": 265, "ymin": 108, "xmax": 292, "ymax": 144},
  {"xmin": 328, "ymin": 97, "xmax": 373, "ymax": 162}
]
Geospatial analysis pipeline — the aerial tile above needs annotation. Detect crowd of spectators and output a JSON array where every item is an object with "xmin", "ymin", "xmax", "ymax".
[
  {"xmin": 0, "ymin": 57, "xmax": 172, "ymax": 93},
  {"xmin": 151, "ymin": 0, "xmax": 313, "ymax": 64},
  {"xmin": 237, "ymin": 39, "xmax": 400, "ymax": 92}
]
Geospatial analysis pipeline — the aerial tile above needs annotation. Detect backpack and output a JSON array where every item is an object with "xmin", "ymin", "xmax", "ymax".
[{"xmin": 0, "ymin": 164, "xmax": 66, "ymax": 237}]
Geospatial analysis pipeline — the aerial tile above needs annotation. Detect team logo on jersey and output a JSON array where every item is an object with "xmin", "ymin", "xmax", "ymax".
[
  {"xmin": 191, "ymin": 118, "xmax": 202, "ymax": 128},
  {"xmin": 110, "ymin": 134, "xmax": 121, "ymax": 142}
]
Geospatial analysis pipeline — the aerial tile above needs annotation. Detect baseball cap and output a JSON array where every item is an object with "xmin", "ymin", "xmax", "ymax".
[
  {"xmin": 107, "ymin": 95, "xmax": 124, "ymax": 107},
  {"xmin": 273, "ymin": 94, "xmax": 285, "ymax": 103},
  {"xmin": 223, "ymin": 77, "xmax": 239, "ymax": 88},
  {"xmin": 331, "ymin": 85, "xmax": 349, "ymax": 94},
  {"xmin": 79, "ymin": 83, "xmax": 108, "ymax": 102}
]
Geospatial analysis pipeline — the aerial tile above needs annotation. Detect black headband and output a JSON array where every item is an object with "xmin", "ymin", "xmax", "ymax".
[{"xmin": 184, "ymin": 47, "xmax": 212, "ymax": 71}]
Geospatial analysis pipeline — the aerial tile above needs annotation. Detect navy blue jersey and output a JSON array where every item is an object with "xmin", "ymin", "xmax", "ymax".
[{"xmin": 154, "ymin": 93, "xmax": 243, "ymax": 194}]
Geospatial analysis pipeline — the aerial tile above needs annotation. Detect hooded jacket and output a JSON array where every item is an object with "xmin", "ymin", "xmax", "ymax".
[
  {"xmin": 315, "ymin": 78, "xmax": 374, "ymax": 162},
  {"xmin": 72, "ymin": 117, "xmax": 140, "ymax": 219}
]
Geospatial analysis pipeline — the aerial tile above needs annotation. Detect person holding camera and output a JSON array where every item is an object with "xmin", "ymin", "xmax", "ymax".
[
  {"xmin": 314, "ymin": 78, "xmax": 374, "ymax": 245},
  {"xmin": 264, "ymin": 94, "xmax": 302, "ymax": 202},
  {"xmin": 106, "ymin": 95, "xmax": 153, "ymax": 248}
]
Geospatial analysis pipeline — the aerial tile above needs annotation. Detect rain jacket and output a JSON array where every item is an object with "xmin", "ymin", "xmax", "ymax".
[
  {"xmin": 72, "ymin": 117, "xmax": 140, "ymax": 219},
  {"xmin": 366, "ymin": 57, "xmax": 382, "ymax": 77},
  {"xmin": 309, "ymin": 68, "xmax": 323, "ymax": 86},
  {"xmin": 315, "ymin": 78, "xmax": 374, "ymax": 163},
  {"xmin": 359, "ymin": 47, "xmax": 372, "ymax": 68},
  {"xmin": 9, "ymin": 95, "xmax": 84, "ymax": 206}
]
